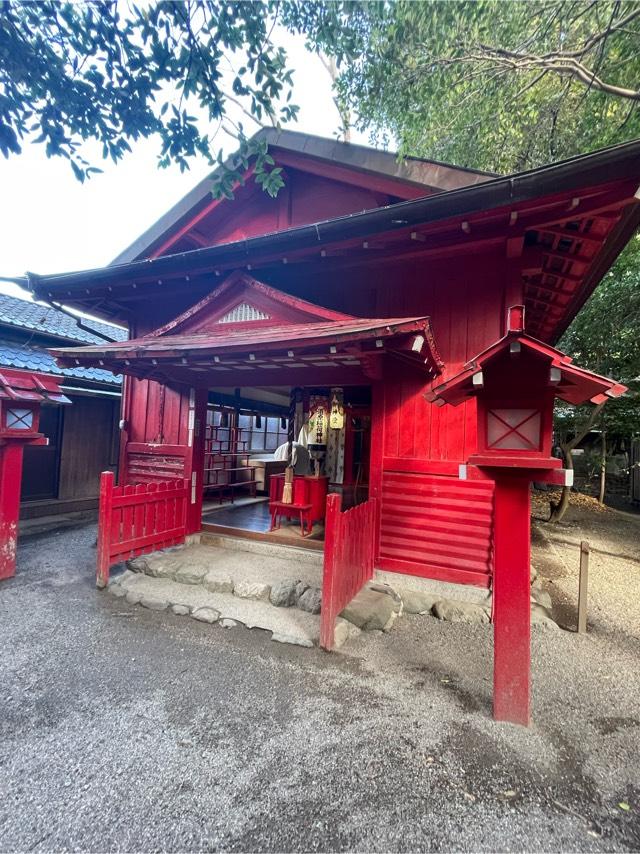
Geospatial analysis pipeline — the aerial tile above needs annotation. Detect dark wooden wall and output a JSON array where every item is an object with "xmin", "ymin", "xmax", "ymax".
[
  {"xmin": 21, "ymin": 394, "xmax": 119, "ymax": 517},
  {"xmin": 58, "ymin": 396, "xmax": 119, "ymax": 500}
]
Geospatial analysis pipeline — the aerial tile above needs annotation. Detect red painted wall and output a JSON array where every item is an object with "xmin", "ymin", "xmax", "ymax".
[
  {"xmin": 356, "ymin": 250, "xmax": 504, "ymax": 586},
  {"xmin": 121, "ymin": 174, "xmax": 509, "ymax": 587},
  {"xmin": 160, "ymin": 167, "xmax": 400, "ymax": 257}
]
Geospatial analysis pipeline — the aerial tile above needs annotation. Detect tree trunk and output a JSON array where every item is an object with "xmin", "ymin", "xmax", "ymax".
[
  {"xmin": 599, "ymin": 429, "xmax": 607, "ymax": 504},
  {"xmin": 549, "ymin": 447, "xmax": 574, "ymax": 522},
  {"xmin": 549, "ymin": 401, "xmax": 606, "ymax": 523}
]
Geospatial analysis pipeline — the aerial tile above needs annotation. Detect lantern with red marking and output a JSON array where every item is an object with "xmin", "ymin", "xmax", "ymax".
[
  {"xmin": 425, "ymin": 306, "xmax": 627, "ymax": 728},
  {"xmin": 0, "ymin": 370, "xmax": 70, "ymax": 581},
  {"xmin": 427, "ymin": 305, "xmax": 626, "ymax": 476}
]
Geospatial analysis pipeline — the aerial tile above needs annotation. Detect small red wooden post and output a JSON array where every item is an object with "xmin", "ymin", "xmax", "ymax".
[
  {"xmin": 492, "ymin": 474, "xmax": 531, "ymax": 726},
  {"xmin": 96, "ymin": 471, "xmax": 115, "ymax": 589},
  {"xmin": 0, "ymin": 444, "xmax": 26, "ymax": 581},
  {"xmin": 320, "ymin": 492, "xmax": 342, "ymax": 651}
]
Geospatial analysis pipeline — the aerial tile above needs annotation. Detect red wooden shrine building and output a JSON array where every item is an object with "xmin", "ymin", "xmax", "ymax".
[{"xmin": 26, "ymin": 129, "xmax": 640, "ymax": 725}]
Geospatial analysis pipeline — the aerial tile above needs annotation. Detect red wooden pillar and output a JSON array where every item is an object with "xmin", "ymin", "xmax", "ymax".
[
  {"xmin": 368, "ymin": 381, "xmax": 384, "ymax": 564},
  {"xmin": 0, "ymin": 443, "xmax": 25, "ymax": 581},
  {"xmin": 492, "ymin": 474, "xmax": 531, "ymax": 726}
]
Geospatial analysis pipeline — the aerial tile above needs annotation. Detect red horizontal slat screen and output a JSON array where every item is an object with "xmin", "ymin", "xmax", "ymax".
[
  {"xmin": 96, "ymin": 471, "xmax": 189, "ymax": 588},
  {"xmin": 379, "ymin": 471, "xmax": 494, "ymax": 587},
  {"xmin": 126, "ymin": 451, "xmax": 187, "ymax": 483}
]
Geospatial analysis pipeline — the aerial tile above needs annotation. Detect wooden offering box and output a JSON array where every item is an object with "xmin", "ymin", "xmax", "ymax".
[{"xmin": 269, "ymin": 474, "xmax": 329, "ymax": 536}]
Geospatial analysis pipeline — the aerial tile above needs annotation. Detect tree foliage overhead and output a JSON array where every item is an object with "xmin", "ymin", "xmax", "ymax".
[
  {"xmin": 335, "ymin": 0, "xmax": 640, "ymax": 173},
  {"xmin": 0, "ymin": 0, "xmax": 359, "ymax": 193},
  {"xmin": 329, "ymin": 0, "xmax": 640, "ymax": 446}
]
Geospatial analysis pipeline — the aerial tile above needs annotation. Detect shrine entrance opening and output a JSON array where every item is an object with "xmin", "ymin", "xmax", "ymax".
[{"xmin": 200, "ymin": 384, "xmax": 372, "ymax": 548}]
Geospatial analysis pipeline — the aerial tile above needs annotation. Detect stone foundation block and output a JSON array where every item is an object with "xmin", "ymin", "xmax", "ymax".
[
  {"xmin": 397, "ymin": 588, "xmax": 440, "ymax": 615},
  {"xmin": 140, "ymin": 596, "xmax": 169, "ymax": 611},
  {"xmin": 333, "ymin": 618, "xmax": 361, "ymax": 649},
  {"xmin": 191, "ymin": 607, "xmax": 220, "ymax": 624},
  {"xmin": 171, "ymin": 604, "xmax": 190, "ymax": 616},
  {"xmin": 341, "ymin": 587, "xmax": 400, "ymax": 632},
  {"xmin": 269, "ymin": 578, "xmax": 301, "ymax": 607},
  {"xmin": 203, "ymin": 572, "xmax": 234, "ymax": 594},
  {"xmin": 175, "ymin": 564, "xmax": 209, "ymax": 585},
  {"xmin": 271, "ymin": 631, "xmax": 314, "ymax": 648},
  {"xmin": 298, "ymin": 586, "xmax": 322, "ymax": 614},
  {"xmin": 234, "ymin": 581, "xmax": 271, "ymax": 601},
  {"xmin": 108, "ymin": 583, "xmax": 126, "ymax": 598},
  {"xmin": 432, "ymin": 600, "xmax": 490, "ymax": 624}
]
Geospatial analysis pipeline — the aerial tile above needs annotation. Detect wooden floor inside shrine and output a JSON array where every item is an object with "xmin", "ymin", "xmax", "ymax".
[{"xmin": 201, "ymin": 497, "xmax": 325, "ymax": 551}]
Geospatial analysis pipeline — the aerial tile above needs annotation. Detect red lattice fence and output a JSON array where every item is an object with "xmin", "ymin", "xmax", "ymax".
[
  {"xmin": 320, "ymin": 493, "xmax": 377, "ymax": 650},
  {"xmin": 96, "ymin": 470, "xmax": 189, "ymax": 588}
]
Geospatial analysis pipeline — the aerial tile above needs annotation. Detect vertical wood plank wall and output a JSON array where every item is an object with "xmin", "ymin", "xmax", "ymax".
[
  {"xmin": 58, "ymin": 397, "xmax": 119, "ymax": 499},
  {"xmin": 368, "ymin": 249, "xmax": 505, "ymax": 587}
]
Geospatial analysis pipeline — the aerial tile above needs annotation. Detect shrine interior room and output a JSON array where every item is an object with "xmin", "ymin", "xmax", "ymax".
[{"xmin": 201, "ymin": 384, "xmax": 371, "ymax": 545}]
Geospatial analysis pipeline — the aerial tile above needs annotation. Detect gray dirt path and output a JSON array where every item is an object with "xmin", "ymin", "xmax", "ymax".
[{"xmin": 0, "ymin": 514, "xmax": 639, "ymax": 853}]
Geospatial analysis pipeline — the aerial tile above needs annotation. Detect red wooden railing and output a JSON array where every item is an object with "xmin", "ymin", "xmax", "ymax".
[
  {"xmin": 320, "ymin": 493, "xmax": 377, "ymax": 650},
  {"xmin": 96, "ymin": 470, "xmax": 189, "ymax": 588}
]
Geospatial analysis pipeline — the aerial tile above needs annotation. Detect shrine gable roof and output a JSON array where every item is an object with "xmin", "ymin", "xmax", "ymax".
[{"xmin": 110, "ymin": 128, "xmax": 496, "ymax": 264}]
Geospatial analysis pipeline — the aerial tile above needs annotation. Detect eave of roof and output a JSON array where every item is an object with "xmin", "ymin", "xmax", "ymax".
[
  {"xmin": 30, "ymin": 138, "xmax": 640, "ymax": 295},
  {"xmin": 50, "ymin": 314, "xmax": 443, "ymax": 386},
  {"xmin": 427, "ymin": 330, "xmax": 627, "ymax": 407},
  {"xmin": 0, "ymin": 337, "xmax": 122, "ymax": 385},
  {"xmin": 111, "ymin": 128, "xmax": 496, "ymax": 264},
  {"xmin": 50, "ymin": 315, "xmax": 433, "ymax": 359},
  {"xmin": 26, "ymin": 138, "xmax": 640, "ymax": 345}
]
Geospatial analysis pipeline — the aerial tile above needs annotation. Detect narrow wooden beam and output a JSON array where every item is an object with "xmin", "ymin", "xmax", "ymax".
[
  {"xmin": 543, "ymin": 248, "xmax": 595, "ymax": 266},
  {"xmin": 577, "ymin": 540, "xmax": 589, "ymax": 634},
  {"xmin": 538, "ymin": 228, "xmax": 603, "ymax": 248}
]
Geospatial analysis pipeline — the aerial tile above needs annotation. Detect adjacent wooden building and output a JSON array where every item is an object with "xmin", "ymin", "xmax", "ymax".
[{"xmin": 0, "ymin": 293, "xmax": 125, "ymax": 520}]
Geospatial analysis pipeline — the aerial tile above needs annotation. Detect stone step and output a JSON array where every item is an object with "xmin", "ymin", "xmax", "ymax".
[
  {"xmin": 127, "ymin": 542, "xmax": 323, "ymax": 617},
  {"xmin": 109, "ymin": 570, "xmax": 359, "ymax": 649},
  {"xmin": 199, "ymin": 533, "xmax": 324, "ymax": 567},
  {"xmin": 123, "ymin": 542, "xmax": 419, "ymax": 644}
]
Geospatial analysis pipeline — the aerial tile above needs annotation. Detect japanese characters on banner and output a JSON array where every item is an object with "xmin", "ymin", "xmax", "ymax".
[
  {"xmin": 308, "ymin": 394, "xmax": 330, "ymax": 446},
  {"xmin": 297, "ymin": 390, "xmax": 346, "ymax": 484}
]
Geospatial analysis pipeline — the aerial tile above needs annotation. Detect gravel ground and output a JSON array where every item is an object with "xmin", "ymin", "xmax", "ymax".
[{"xmin": 0, "ymin": 515, "xmax": 639, "ymax": 853}]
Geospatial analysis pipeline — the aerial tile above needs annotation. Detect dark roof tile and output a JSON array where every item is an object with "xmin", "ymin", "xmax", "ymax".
[
  {"xmin": 0, "ymin": 337, "xmax": 121, "ymax": 385},
  {"xmin": 0, "ymin": 292, "xmax": 127, "ymax": 344}
]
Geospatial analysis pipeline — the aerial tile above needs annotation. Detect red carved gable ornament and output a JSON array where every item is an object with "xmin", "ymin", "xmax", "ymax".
[{"xmin": 148, "ymin": 270, "xmax": 351, "ymax": 337}]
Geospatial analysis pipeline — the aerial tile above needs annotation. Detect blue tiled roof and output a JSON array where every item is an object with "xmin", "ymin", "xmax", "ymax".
[
  {"xmin": 0, "ymin": 338, "xmax": 121, "ymax": 386},
  {"xmin": 0, "ymin": 292, "xmax": 127, "ymax": 344}
]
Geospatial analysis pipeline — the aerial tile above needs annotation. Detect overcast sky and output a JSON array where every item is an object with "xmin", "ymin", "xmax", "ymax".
[{"xmin": 0, "ymin": 33, "xmax": 371, "ymax": 301}]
